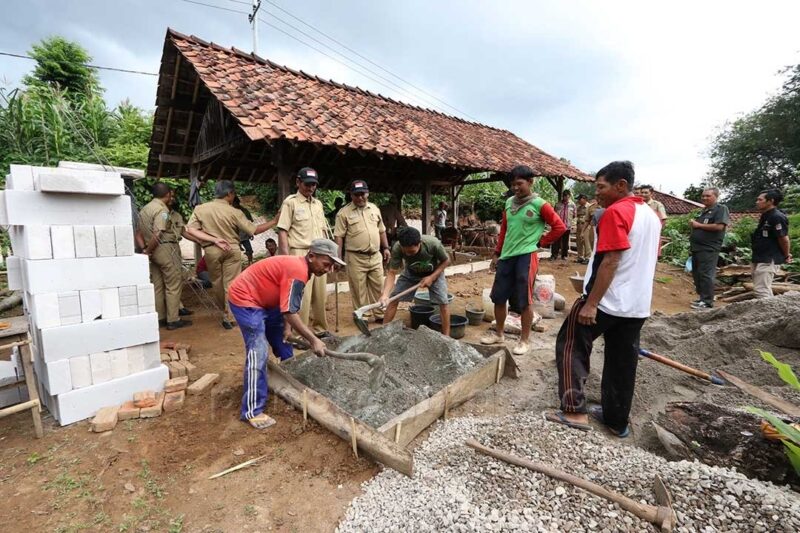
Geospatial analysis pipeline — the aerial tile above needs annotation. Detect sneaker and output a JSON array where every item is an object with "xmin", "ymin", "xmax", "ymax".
[
  {"xmin": 691, "ymin": 301, "xmax": 713, "ymax": 310},
  {"xmin": 166, "ymin": 319, "xmax": 192, "ymax": 330},
  {"xmin": 480, "ymin": 332, "xmax": 505, "ymax": 345},
  {"xmin": 179, "ymin": 307, "xmax": 194, "ymax": 316},
  {"xmin": 512, "ymin": 341, "xmax": 530, "ymax": 355}
]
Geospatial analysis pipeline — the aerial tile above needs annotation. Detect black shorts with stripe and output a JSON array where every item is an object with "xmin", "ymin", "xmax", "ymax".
[{"xmin": 490, "ymin": 251, "xmax": 538, "ymax": 314}]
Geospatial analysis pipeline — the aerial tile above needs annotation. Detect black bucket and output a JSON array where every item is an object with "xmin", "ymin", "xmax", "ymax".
[
  {"xmin": 409, "ymin": 305, "xmax": 435, "ymax": 329},
  {"xmin": 429, "ymin": 314, "xmax": 469, "ymax": 339}
]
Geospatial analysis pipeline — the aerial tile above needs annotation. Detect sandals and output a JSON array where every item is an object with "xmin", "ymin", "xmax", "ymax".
[
  {"xmin": 588, "ymin": 405, "xmax": 630, "ymax": 438},
  {"xmin": 247, "ymin": 413, "xmax": 277, "ymax": 430},
  {"xmin": 543, "ymin": 410, "xmax": 592, "ymax": 432}
]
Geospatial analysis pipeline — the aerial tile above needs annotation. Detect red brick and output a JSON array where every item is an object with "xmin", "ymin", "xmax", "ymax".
[
  {"xmin": 164, "ymin": 376, "xmax": 188, "ymax": 393},
  {"xmin": 140, "ymin": 392, "xmax": 165, "ymax": 418},
  {"xmin": 187, "ymin": 373, "xmax": 219, "ymax": 395},
  {"xmin": 118, "ymin": 401, "xmax": 140, "ymax": 421},
  {"xmin": 177, "ymin": 348, "xmax": 189, "ymax": 362},
  {"xmin": 167, "ymin": 362, "xmax": 187, "ymax": 378},
  {"xmin": 91, "ymin": 406, "xmax": 119, "ymax": 432},
  {"xmin": 163, "ymin": 391, "xmax": 185, "ymax": 412},
  {"xmin": 133, "ymin": 390, "xmax": 157, "ymax": 408},
  {"xmin": 183, "ymin": 361, "xmax": 200, "ymax": 381}
]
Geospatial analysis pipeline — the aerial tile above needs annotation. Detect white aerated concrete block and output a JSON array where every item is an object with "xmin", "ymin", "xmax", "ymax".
[
  {"xmin": 21, "ymin": 255, "xmax": 149, "ymax": 294},
  {"xmin": 120, "ymin": 305, "xmax": 138, "ymax": 317},
  {"xmin": 114, "ymin": 225, "xmax": 134, "ymax": 256},
  {"xmin": 69, "ymin": 356, "xmax": 92, "ymax": 389},
  {"xmin": 58, "ymin": 291, "xmax": 81, "ymax": 325},
  {"xmin": 94, "ymin": 225, "xmax": 117, "ymax": 257},
  {"xmin": 119, "ymin": 285, "xmax": 137, "ymax": 305},
  {"xmin": 0, "ymin": 191, "xmax": 7, "ymax": 225},
  {"xmin": 80, "ymin": 290, "xmax": 102, "ymax": 322},
  {"xmin": 50, "ymin": 225, "xmax": 76, "ymax": 259},
  {"xmin": 8, "ymin": 164, "xmax": 35, "ymax": 191},
  {"xmin": 35, "ymin": 171, "xmax": 124, "ymax": 195},
  {"xmin": 43, "ymin": 359, "xmax": 72, "ymax": 395},
  {"xmin": 142, "ymin": 342, "xmax": 161, "ymax": 370},
  {"xmin": 40, "ymin": 313, "xmax": 159, "ymax": 363},
  {"xmin": 6, "ymin": 256, "xmax": 22, "ymax": 290},
  {"xmin": 8, "ymin": 225, "xmax": 53, "ymax": 260},
  {"xmin": 100, "ymin": 288, "xmax": 120, "ymax": 319},
  {"xmin": 109, "ymin": 349, "xmax": 128, "ymax": 379},
  {"xmin": 137, "ymin": 284, "xmax": 154, "ymax": 308},
  {"xmin": 89, "ymin": 352, "xmax": 112, "ymax": 384},
  {"xmin": 51, "ymin": 364, "xmax": 169, "ymax": 425},
  {"xmin": 29, "ymin": 292, "xmax": 60, "ymax": 329},
  {"xmin": 73, "ymin": 226, "xmax": 96, "ymax": 258},
  {"xmin": 2, "ymin": 190, "xmax": 132, "ymax": 226},
  {"xmin": 126, "ymin": 345, "xmax": 144, "ymax": 374}
]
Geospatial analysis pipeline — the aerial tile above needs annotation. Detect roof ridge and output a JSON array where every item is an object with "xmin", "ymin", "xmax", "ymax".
[
  {"xmin": 165, "ymin": 28, "xmax": 503, "ymax": 132},
  {"xmin": 654, "ymin": 189, "xmax": 703, "ymax": 206}
]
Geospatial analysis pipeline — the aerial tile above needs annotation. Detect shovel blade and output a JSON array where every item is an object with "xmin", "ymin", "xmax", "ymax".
[
  {"xmin": 367, "ymin": 357, "xmax": 387, "ymax": 391},
  {"xmin": 352, "ymin": 310, "xmax": 372, "ymax": 336}
]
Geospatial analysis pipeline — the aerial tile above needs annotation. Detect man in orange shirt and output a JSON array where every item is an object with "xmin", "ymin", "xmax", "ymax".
[{"xmin": 227, "ymin": 239, "xmax": 345, "ymax": 430}]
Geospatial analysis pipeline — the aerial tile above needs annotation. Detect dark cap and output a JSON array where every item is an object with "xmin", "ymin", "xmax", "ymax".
[
  {"xmin": 309, "ymin": 238, "xmax": 346, "ymax": 266},
  {"xmin": 350, "ymin": 180, "xmax": 369, "ymax": 193},
  {"xmin": 297, "ymin": 167, "xmax": 319, "ymax": 184}
]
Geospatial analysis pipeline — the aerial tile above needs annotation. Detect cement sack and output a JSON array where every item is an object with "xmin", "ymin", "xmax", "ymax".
[
  {"xmin": 482, "ymin": 288, "xmax": 494, "ymax": 321},
  {"xmin": 533, "ymin": 274, "xmax": 556, "ymax": 318},
  {"xmin": 490, "ymin": 311, "xmax": 542, "ymax": 334},
  {"xmin": 553, "ymin": 292, "xmax": 566, "ymax": 311}
]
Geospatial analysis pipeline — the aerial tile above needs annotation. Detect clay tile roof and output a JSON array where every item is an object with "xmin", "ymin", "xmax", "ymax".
[
  {"xmin": 162, "ymin": 29, "xmax": 591, "ymax": 181},
  {"xmin": 652, "ymin": 190, "xmax": 703, "ymax": 215}
]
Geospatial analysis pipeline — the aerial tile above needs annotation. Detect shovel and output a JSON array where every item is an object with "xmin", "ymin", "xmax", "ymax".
[
  {"xmin": 466, "ymin": 439, "xmax": 677, "ymax": 532},
  {"xmin": 352, "ymin": 283, "xmax": 421, "ymax": 336},
  {"xmin": 290, "ymin": 337, "xmax": 386, "ymax": 391},
  {"xmin": 639, "ymin": 348, "xmax": 725, "ymax": 385}
]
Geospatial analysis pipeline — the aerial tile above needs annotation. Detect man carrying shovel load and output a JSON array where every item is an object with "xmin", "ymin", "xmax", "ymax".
[
  {"xmin": 227, "ymin": 239, "xmax": 345, "ymax": 430},
  {"xmin": 480, "ymin": 165, "xmax": 566, "ymax": 355},
  {"xmin": 379, "ymin": 227, "xmax": 452, "ymax": 336}
]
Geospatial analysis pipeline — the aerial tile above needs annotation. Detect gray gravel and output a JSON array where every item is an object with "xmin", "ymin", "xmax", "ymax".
[{"xmin": 337, "ymin": 413, "xmax": 800, "ymax": 532}]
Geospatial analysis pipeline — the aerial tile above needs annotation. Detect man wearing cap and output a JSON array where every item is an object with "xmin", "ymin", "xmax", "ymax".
[
  {"xmin": 139, "ymin": 183, "xmax": 191, "ymax": 330},
  {"xmin": 574, "ymin": 194, "xmax": 590, "ymax": 264},
  {"xmin": 276, "ymin": 167, "xmax": 331, "ymax": 337},
  {"xmin": 334, "ymin": 180, "xmax": 391, "ymax": 323},
  {"xmin": 185, "ymin": 180, "xmax": 277, "ymax": 329},
  {"xmin": 228, "ymin": 238, "xmax": 344, "ymax": 430}
]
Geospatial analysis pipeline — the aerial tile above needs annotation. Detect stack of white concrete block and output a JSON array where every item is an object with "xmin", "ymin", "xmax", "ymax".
[{"xmin": 2, "ymin": 164, "xmax": 168, "ymax": 425}]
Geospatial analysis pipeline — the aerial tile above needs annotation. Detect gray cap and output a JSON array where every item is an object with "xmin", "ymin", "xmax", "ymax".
[{"xmin": 309, "ymin": 238, "xmax": 346, "ymax": 266}]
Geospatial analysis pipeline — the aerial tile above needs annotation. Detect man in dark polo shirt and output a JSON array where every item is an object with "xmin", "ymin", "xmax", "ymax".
[
  {"xmin": 689, "ymin": 187, "xmax": 730, "ymax": 309},
  {"xmin": 752, "ymin": 189, "xmax": 792, "ymax": 298}
]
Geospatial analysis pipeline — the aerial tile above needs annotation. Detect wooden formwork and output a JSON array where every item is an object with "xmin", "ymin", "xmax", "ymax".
[{"xmin": 267, "ymin": 342, "xmax": 518, "ymax": 476}]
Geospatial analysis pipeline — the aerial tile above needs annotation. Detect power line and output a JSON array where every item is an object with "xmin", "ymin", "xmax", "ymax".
[
  {"xmin": 179, "ymin": 0, "xmax": 248, "ymax": 16},
  {"xmin": 0, "ymin": 51, "xmax": 157, "ymax": 76}
]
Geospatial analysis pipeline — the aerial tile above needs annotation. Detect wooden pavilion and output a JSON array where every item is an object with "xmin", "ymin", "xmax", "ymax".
[{"xmin": 147, "ymin": 29, "xmax": 592, "ymax": 231}]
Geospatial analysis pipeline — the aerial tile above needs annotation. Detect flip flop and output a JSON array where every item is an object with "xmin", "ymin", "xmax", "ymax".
[
  {"xmin": 587, "ymin": 405, "xmax": 630, "ymax": 438},
  {"xmin": 247, "ymin": 413, "xmax": 277, "ymax": 430},
  {"xmin": 543, "ymin": 410, "xmax": 592, "ymax": 432}
]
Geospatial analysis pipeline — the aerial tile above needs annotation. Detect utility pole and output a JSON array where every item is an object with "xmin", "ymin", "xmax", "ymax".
[{"xmin": 249, "ymin": 0, "xmax": 262, "ymax": 54}]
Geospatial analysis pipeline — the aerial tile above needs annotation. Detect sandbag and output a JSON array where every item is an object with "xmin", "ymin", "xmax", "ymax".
[{"xmin": 533, "ymin": 274, "xmax": 556, "ymax": 318}]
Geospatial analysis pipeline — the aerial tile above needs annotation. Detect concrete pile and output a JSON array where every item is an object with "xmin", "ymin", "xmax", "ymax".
[{"xmin": 2, "ymin": 164, "xmax": 168, "ymax": 425}]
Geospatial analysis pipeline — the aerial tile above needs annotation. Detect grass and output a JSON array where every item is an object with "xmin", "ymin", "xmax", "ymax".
[
  {"xmin": 26, "ymin": 452, "xmax": 44, "ymax": 465},
  {"xmin": 244, "ymin": 504, "xmax": 257, "ymax": 518},
  {"xmin": 138, "ymin": 460, "xmax": 165, "ymax": 499},
  {"xmin": 654, "ymin": 276, "xmax": 673, "ymax": 284}
]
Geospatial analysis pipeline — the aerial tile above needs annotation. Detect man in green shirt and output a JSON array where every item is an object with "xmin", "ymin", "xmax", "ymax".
[
  {"xmin": 481, "ymin": 165, "xmax": 566, "ymax": 355},
  {"xmin": 379, "ymin": 227, "xmax": 451, "ymax": 336}
]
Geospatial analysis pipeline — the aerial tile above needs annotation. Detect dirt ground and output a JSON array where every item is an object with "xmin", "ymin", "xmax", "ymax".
[{"xmin": 0, "ymin": 257, "xmax": 750, "ymax": 533}]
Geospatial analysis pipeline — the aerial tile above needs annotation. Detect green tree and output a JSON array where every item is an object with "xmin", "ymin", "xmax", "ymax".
[
  {"xmin": 707, "ymin": 64, "xmax": 800, "ymax": 210},
  {"xmin": 23, "ymin": 37, "xmax": 100, "ymax": 101},
  {"xmin": 683, "ymin": 184, "xmax": 704, "ymax": 203}
]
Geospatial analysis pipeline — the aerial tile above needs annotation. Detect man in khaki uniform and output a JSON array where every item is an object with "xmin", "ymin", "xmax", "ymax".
[
  {"xmin": 639, "ymin": 185, "xmax": 667, "ymax": 224},
  {"xmin": 186, "ymin": 180, "xmax": 274, "ymax": 329},
  {"xmin": 168, "ymin": 197, "xmax": 198, "ymax": 317},
  {"xmin": 139, "ymin": 183, "xmax": 190, "ymax": 330},
  {"xmin": 334, "ymin": 180, "xmax": 391, "ymax": 323},
  {"xmin": 574, "ymin": 194, "xmax": 589, "ymax": 263},
  {"xmin": 277, "ymin": 167, "xmax": 330, "ymax": 336},
  {"xmin": 582, "ymin": 199, "xmax": 599, "ymax": 257}
]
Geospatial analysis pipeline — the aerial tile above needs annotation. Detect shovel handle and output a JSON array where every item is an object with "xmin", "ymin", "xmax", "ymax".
[
  {"xmin": 639, "ymin": 349, "xmax": 724, "ymax": 385},
  {"xmin": 355, "ymin": 283, "xmax": 421, "ymax": 316}
]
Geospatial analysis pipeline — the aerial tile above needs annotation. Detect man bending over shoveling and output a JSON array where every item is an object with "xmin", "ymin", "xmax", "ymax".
[
  {"xmin": 379, "ymin": 227, "xmax": 452, "ymax": 336},
  {"xmin": 480, "ymin": 164, "xmax": 566, "ymax": 355},
  {"xmin": 227, "ymin": 238, "xmax": 345, "ymax": 430},
  {"xmin": 546, "ymin": 161, "xmax": 661, "ymax": 437}
]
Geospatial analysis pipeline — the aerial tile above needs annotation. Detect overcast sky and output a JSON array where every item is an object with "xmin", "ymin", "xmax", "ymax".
[{"xmin": 2, "ymin": 0, "xmax": 799, "ymax": 194}]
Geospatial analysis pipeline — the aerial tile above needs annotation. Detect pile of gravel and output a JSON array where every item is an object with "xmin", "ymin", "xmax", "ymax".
[{"xmin": 337, "ymin": 413, "xmax": 800, "ymax": 532}]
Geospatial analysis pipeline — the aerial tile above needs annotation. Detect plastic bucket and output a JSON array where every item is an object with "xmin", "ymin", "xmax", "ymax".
[
  {"xmin": 465, "ymin": 305, "xmax": 485, "ymax": 326},
  {"xmin": 413, "ymin": 291, "xmax": 455, "ymax": 308},
  {"xmin": 409, "ymin": 305, "xmax": 435, "ymax": 329},
  {"xmin": 429, "ymin": 314, "xmax": 468, "ymax": 339}
]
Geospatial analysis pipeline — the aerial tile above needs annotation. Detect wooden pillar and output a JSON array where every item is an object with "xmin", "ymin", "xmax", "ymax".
[
  {"xmin": 450, "ymin": 186, "xmax": 458, "ymax": 226},
  {"xmin": 277, "ymin": 165, "xmax": 293, "ymax": 204},
  {"xmin": 421, "ymin": 183, "xmax": 432, "ymax": 236}
]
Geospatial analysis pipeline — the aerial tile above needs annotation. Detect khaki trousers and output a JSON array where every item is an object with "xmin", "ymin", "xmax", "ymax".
[
  {"xmin": 291, "ymin": 248, "xmax": 328, "ymax": 333},
  {"xmin": 575, "ymin": 223, "xmax": 588, "ymax": 260},
  {"xmin": 582, "ymin": 225, "xmax": 595, "ymax": 257},
  {"xmin": 150, "ymin": 244, "xmax": 182, "ymax": 323},
  {"xmin": 168, "ymin": 243, "xmax": 186, "ymax": 309},
  {"xmin": 752, "ymin": 261, "xmax": 779, "ymax": 299},
  {"xmin": 345, "ymin": 251, "xmax": 385, "ymax": 319},
  {"xmin": 204, "ymin": 244, "xmax": 242, "ymax": 321}
]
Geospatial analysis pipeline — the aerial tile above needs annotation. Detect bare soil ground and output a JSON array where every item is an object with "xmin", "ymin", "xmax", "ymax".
[{"xmin": 3, "ymin": 257, "xmax": 785, "ymax": 533}]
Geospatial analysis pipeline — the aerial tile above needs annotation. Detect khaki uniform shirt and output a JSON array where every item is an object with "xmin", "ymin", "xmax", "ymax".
[
  {"xmin": 277, "ymin": 193, "xmax": 327, "ymax": 249},
  {"xmin": 187, "ymin": 199, "xmax": 257, "ymax": 245},
  {"xmin": 139, "ymin": 198, "xmax": 172, "ymax": 244},
  {"xmin": 334, "ymin": 202, "xmax": 386, "ymax": 254},
  {"xmin": 647, "ymin": 199, "xmax": 668, "ymax": 220},
  {"xmin": 586, "ymin": 202, "xmax": 599, "ymax": 225},
  {"xmin": 575, "ymin": 203, "xmax": 588, "ymax": 228},
  {"xmin": 168, "ymin": 210, "xmax": 185, "ymax": 242}
]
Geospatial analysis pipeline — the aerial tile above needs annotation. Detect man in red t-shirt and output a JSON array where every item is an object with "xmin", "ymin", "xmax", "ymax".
[
  {"xmin": 228, "ymin": 238, "xmax": 345, "ymax": 430},
  {"xmin": 546, "ymin": 161, "xmax": 661, "ymax": 437}
]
